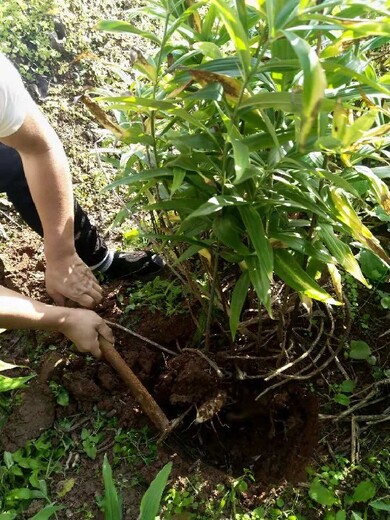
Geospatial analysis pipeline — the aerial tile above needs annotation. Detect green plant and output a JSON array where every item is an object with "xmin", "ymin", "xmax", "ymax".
[
  {"xmin": 49, "ymin": 381, "xmax": 69, "ymax": 406},
  {"xmin": 0, "ymin": 360, "xmax": 34, "ymax": 393},
  {"xmin": 0, "ymin": 0, "xmax": 59, "ymax": 80},
  {"xmin": 0, "ymin": 431, "xmax": 70, "ymax": 517},
  {"xmin": 81, "ymin": 427, "xmax": 104, "ymax": 460},
  {"xmin": 102, "ymin": 454, "xmax": 123, "ymax": 520},
  {"xmin": 113, "ymin": 426, "xmax": 157, "ymax": 466},
  {"xmin": 101, "ymin": 455, "xmax": 172, "ymax": 520},
  {"xmin": 123, "ymin": 276, "xmax": 187, "ymax": 317},
  {"xmin": 93, "ymin": 0, "xmax": 390, "ymax": 343}
]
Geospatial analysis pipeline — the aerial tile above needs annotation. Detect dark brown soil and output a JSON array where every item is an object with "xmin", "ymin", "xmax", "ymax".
[{"xmin": 0, "ymin": 380, "xmax": 55, "ymax": 452}]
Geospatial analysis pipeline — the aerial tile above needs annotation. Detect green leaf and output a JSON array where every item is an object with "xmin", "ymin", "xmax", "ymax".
[
  {"xmin": 105, "ymin": 169, "xmax": 174, "ymax": 190},
  {"xmin": 187, "ymin": 195, "xmax": 246, "ymax": 219},
  {"xmin": 339, "ymin": 380, "xmax": 356, "ymax": 393},
  {"xmin": 274, "ymin": 250, "xmax": 340, "ymax": 304},
  {"xmin": 0, "ymin": 375, "xmax": 34, "ymax": 393},
  {"xmin": 239, "ymin": 206, "xmax": 273, "ymax": 282},
  {"xmin": 349, "ymin": 340, "xmax": 371, "ymax": 360},
  {"xmin": 334, "ymin": 393, "xmax": 350, "ymax": 406},
  {"xmin": 30, "ymin": 505, "xmax": 64, "ymax": 520},
  {"xmin": 351, "ymin": 512, "xmax": 363, "ymax": 520},
  {"xmin": 342, "ymin": 110, "xmax": 378, "ymax": 148},
  {"xmin": 100, "ymin": 95, "xmax": 174, "ymax": 111},
  {"xmin": 171, "ymin": 168, "xmax": 186, "ymax": 195},
  {"xmin": 246, "ymin": 256, "xmax": 273, "ymax": 318},
  {"xmin": 329, "ymin": 188, "xmax": 390, "ymax": 266},
  {"xmin": 309, "ymin": 478, "xmax": 336, "ymax": 506},
  {"xmin": 97, "ymin": 20, "xmax": 162, "ymax": 45},
  {"xmin": 0, "ymin": 514, "xmax": 17, "ymax": 520},
  {"xmin": 6, "ymin": 488, "xmax": 45, "ymax": 501},
  {"xmin": 335, "ymin": 511, "xmax": 346, "ymax": 520},
  {"xmin": 370, "ymin": 499, "xmax": 390, "ymax": 512},
  {"xmin": 102, "ymin": 454, "xmax": 122, "ymax": 520},
  {"xmin": 194, "ymin": 41, "xmax": 222, "ymax": 59},
  {"xmin": 213, "ymin": 214, "xmax": 249, "ymax": 255},
  {"xmin": 210, "ymin": 0, "xmax": 251, "ymax": 76},
  {"xmin": 139, "ymin": 462, "xmax": 172, "ymax": 520},
  {"xmin": 283, "ymin": 31, "xmax": 326, "ymax": 146},
  {"xmin": 318, "ymin": 224, "xmax": 369, "ymax": 287},
  {"xmin": 357, "ymin": 249, "xmax": 389, "ymax": 282},
  {"xmin": 351, "ymin": 480, "xmax": 376, "ymax": 503},
  {"xmin": 230, "ymin": 271, "xmax": 250, "ymax": 339}
]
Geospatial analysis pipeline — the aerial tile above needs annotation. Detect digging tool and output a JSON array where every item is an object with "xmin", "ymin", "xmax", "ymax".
[{"xmin": 99, "ymin": 337, "xmax": 172, "ymax": 434}]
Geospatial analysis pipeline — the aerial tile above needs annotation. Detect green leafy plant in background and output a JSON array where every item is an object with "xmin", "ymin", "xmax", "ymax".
[
  {"xmin": 93, "ymin": 0, "xmax": 390, "ymax": 342},
  {"xmin": 0, "ymin": 0, "xmax": 59, "ymax": 80}
]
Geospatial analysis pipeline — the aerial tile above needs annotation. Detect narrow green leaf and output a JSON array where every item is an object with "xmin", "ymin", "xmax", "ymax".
[
  {"xmin": 30, "ymin": 506, "xmax": 64, "ymax": 520},
  {"xmin": 370, "ymin": 499, "xmax": 390, "ymax": 512},
  {"xmin": 99, "ymin": 96, "xmax": 174, "ymax": 111},
  {"xmin": 102, "ymin": 454, "xmax": 122, "ymax": 520},
  {"xmin": 329, "ymin": 187, "xmax": 390, "ymax": 265},
  {"xmin": 283, "ymin": 31, "xmax": 326, "ymax": 147},
  {"xmin": 274, "ymin": 250, "xmax": 340, "ymax": 304},
  {"xmin": 105, "ymin": 169, "xmax": 174, "ymax": 190},
  {"xmin": 230, "ymin": 271, "xmax": 250, "ymax": 339},
  {"xmin": 171, "ymin": 168, "xmax": 186, "ymax": 195},
  {"xmin": 318, "ymin": 224, "xmax": 369, "ymax": 287},
  {"xmin": 210, "ymin": 0, "xmax": 251, "ymax": 76},
  {"xmin": 187, "ymin": 195, "xmax": 246, "ymax": 219},
  {"xmin": 139, "ymin": 462, "xmax": 172, "ymax": 520},
  {"xmin": 239, "ymin": 206, "xmax": 273, "ymax": 282},
  {"xmin": 342, "ymin": 110, "xmax": 378, "ymax": 148},
  {"xmin": 97, "ymin": 20, "xmax": 162, "ymax": 45},
  {"xmin": 0, "ymin": 375, "xmax": 34, "ymax": 393},
  {"xmin": 246, "ymin": 256, "xmax": 273, "ymax": 317}
]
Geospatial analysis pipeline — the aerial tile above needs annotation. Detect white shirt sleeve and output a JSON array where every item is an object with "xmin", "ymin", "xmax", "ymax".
[{"xmin": 0, "ymin": 54, "xmax": 33, "ymax": 138}]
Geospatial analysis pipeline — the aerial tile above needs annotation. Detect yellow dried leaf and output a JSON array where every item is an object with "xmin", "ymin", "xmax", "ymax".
[
  {"xmin": 80, "ymin": 95, "xmax": 124, "ymax": 138},
  {"xmin": 189, "ymin": 70, "xmax": 243, "ymax": 99},
  {"xmin": 198, "ymin": 248, "xmax": 212, "ymax": 264}
]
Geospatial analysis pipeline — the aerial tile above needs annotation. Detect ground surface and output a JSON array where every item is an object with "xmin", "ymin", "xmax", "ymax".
[{"xmin": 0, "ymin": 1, "xmax": 389, "ymax": 519}]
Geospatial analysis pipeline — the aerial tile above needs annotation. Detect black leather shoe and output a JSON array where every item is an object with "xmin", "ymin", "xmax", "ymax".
[{"xmin": 103, "ymin": 251, "xmax": 165, "ymax": 280}]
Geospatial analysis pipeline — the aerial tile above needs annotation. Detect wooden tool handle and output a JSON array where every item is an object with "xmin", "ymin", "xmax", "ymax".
[{"xmin": 99, "ymin": 338, "xmax": 170, "ymax": 432}]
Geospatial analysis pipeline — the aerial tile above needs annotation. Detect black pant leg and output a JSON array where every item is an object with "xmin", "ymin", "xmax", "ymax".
[{"xmin": 0, "ymin": 143, "xmax": 108, "ymax": 267}]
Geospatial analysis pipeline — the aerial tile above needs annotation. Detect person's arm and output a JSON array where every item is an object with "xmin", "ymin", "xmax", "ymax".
[
  {"xmin": 1, "ymin": 105, "xmax": 102, "ymax": 309},
  {"xmin": 0, "ymin": 286, "xmax": 113, "ymax": 358}
]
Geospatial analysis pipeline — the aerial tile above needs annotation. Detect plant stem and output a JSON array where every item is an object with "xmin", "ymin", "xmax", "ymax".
[{"xmin": 204, "ymin": 249, "xmax": 220, "ymax": 352}]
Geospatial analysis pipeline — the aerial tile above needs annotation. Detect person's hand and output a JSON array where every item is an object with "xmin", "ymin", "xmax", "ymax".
[
  {"xmin": 59, "ymin": 308, "xmax": 114, "ymax": 359},
  {"xmin": 45, "ymin": 253, "xmax": 102, "ymax": 308}
]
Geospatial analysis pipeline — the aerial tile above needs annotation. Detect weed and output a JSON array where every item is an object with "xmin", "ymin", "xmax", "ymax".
[{"xmin": 122, "ymin": 276, "xmax": 187, "ymax": 317}]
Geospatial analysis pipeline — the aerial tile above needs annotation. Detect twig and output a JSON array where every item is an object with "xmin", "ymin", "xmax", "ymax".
[
  {"xmin": 325, "ymin": 304, "xmax": 350, "ymax": 380},
  {"xmin": 182, "ymin": 348, "xmax": 224, "ymax": 379},
  {"xmin": 264, "ymin": 319, "xmax": 324, "ymax": 382},
  {"xmin": 105, "ymin": 320, "xmax": 178, "ymax": 357},
  {"xmin": 205, "ymin": 249, "xmax": 220, "ymax": 352},
  {"xmin": 0, "ymin": 209, "xmax": 23, "ymax": 230},
  {"xmin": 335, "ymin": 379, "xmax": 390, "ymax": 422},
  {"xmin": 351, "ymin": 416, "xmax": 359, "ymax": 464}
]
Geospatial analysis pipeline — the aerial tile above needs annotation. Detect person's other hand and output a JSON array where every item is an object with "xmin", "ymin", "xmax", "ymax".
[
  {"xmin": 45, "ymin": 253, "xmax": 102, "ymax": 308},
  {"xmin": 59, "ymin": 308, "xmax": 114, "ymax": 359}
]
